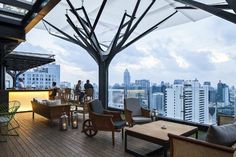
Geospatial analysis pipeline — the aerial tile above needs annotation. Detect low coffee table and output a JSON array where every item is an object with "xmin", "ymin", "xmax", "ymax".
[{"xmin": 125, "ymin": 120, "xmax": 198, "ymax": 157}]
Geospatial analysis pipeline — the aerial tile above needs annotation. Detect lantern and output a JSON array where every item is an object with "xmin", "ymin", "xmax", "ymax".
[
  {"xmin": 59, "ymin": 112, "xmax": 68, "ymax": 131},
  {"xmin": 151, "ymin": 109, "xmax": 158, "ymax": 121},
  {"xmin": 71, "ymin": 111, "xmax": 79, "ymax": 129}
]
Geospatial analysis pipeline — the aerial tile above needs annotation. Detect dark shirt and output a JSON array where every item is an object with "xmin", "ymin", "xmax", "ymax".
[{"xmin": 84, "ymin": 83, "xmax": 93, "ymax": 90}]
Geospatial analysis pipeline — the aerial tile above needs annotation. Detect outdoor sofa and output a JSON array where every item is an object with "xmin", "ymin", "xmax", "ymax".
[{"xmin": 31, "ymin": 98, "xmax": 70, "ymax": 125}]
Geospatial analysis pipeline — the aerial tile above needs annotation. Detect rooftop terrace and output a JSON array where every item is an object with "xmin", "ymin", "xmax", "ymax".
[{"xmin": 1, "ymin": 112, "xmax": 168, "ymax": 157}]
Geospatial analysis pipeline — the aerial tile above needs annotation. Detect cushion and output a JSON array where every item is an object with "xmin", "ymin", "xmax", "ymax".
[
  {"xmin": 125, "ymin": 98, "xmax": 141, "ymax": 116},
  {"xmin": 33, "ymin": 98, "xmax": 47, "ymax": 105},
  {"xmin": 46, "ymin": 99, "xmax": 61, "ymax": 106},
  {"xmin": 231, "ymin": 143, "xmax": 236, "ymax": 149},
  {"xmin": 113, "ymin": 120, "xmax": 126, "ymax": 129},
  {"xmin": 0, "ymin": 116, "xmax": 10, "ymax": 124},
  {"xmin": 133, "ymin": 116, "xmax": 152, "ymax": 124},
  {"xmin": 90, "ymin": 99, "xmax": 104, "ymax": 114},
  {"xmin": 206, "ymin": 124, "xmax": 236, "ymax": 146}
]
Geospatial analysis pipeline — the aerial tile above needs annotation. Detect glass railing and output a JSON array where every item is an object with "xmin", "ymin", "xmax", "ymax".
[
  {"xmin": 108, "ymin": 89, "xmax": 148, "ymax": 110},
  {"xmin": 107, "ymin": 87, "xmax": 235, "ymax": 125}
]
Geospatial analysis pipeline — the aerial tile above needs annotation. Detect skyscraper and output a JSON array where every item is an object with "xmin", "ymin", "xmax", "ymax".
[
  {"xmin": 123, "ymin": 69, "xmax": 130, "ymax": 89},
  {"xmin": 151, "ymin": 92, "xmax": 165, "ymax": 112},
  {"xmin": 165, "ymin": 79, "xmax": 209, "ymax": 124},
  {"xmin": 166, "ymin": 83, "xmax": 184, "ymax": 120},
  {"xmin": 217, "ymin": 80, "xmax": 229, "ymax": 106}
]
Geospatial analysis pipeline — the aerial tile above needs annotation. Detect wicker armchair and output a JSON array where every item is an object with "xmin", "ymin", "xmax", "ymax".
[
  {"xmin": 168, "ymin": 133, "xmax": 235, "ymax": 157},
  {"xmin": 217, "ymin": 114, "xmax": 235, "ymax": 126},
  {"xmin": 124, "ymin": 98, "xmax": 152, "ymax": 127},
  {"xmin": 82, "ymin": 99, "xmax": 126, "ymax": 146},
  {"xmin": 84, "ymin": 88, "xmax": 93, "ymax": 101},
  {"xmin": 0, "ymin": 101, "xmax": 21, "ymax": 142}
]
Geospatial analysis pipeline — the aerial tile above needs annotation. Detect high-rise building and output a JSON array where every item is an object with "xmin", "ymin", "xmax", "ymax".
[
  {"xmin": 174, "ymin": 79, "xmax": 184, "ymax": 85},
  {"xmin": 217, "ymin": 80, "xmax": 229, "ymax": 105},
  {"xmin": 18, "ymin": 64, "xmax": 60, "ymax": 89},
  {"xmin": 209, "ymin": 87, "xmax": 216, "ymax": 103},
  {"xmin": 134, "ymin": 79, "xmax": 150, "ymax": 89},
  {"xmin": 184, "ymin": 80, "xmax": 209, "ymax": 124},
  {"xmin": 165, "ymin": 79, "xmax": 209, "ymax": 124},
  {"xmin": 151, "ymin": 92, "xmax": 164, "ymax": 112},
  {"xmin": 123, "ymin": 69, "xmax": 130, "ymax": 89},
  {"xmin": 166, "ymin": 84, "xmax": 184, "ymax": 120}
]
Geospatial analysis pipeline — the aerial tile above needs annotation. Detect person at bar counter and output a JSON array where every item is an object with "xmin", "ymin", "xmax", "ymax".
[
  {"xmin": 84, "ymin": 80, "xmax": 93, "ymax": 90},
  {"xmin": 75, "ymin": 80, "xmax": 84, "ymax": 102},
  {"xmin": 49, "ymin": 82, "xmax": 58, "ymax": 100},
  {"xmin": 18, "ymin": 78, "xmax": 25, "ymax": 89}
]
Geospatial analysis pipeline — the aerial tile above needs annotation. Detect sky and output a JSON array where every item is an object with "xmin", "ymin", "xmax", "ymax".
[{"xmin": 16, "ymin": 15, "xmax": 236, "ymax": 88}]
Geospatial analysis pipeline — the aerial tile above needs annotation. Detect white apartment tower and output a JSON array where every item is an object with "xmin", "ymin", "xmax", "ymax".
[
  {"xmin": 19, "ymin": 64, "xmax": 60, "ymax": 89},
  {"xmin": 165, "ymin": 80, "xmax": 209, "ymax": 124},
  {"xmin": 166, "ymin": 84, "xmax": 184, "ymax": 120}
]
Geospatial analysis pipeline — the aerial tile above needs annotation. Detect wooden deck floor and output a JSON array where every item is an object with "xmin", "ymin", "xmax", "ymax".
[{"xmin": 0, "ymin": 112, "xmax": 165, "ymax": 157}]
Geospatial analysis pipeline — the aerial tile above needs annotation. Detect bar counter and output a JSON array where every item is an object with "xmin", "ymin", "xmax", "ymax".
[{"xmin": 8, "ymin": 90, "xmax": 49, "ymax": 112}]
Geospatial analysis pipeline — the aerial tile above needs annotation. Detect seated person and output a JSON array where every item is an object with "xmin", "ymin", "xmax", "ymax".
[
  {"xmin": 18, "ymin": 78, "xmax": 25, "ymax": 89},
  {"xmin": 49, "ymin": 82, "xmax": 58, "ymax": 100},
  {"xmin": 84, "ymin": 80, "xmax": 93, "ymax": 90},
  {"xmin": 75, "ymin": 80, "xmax": 84, "ymax": 102}
]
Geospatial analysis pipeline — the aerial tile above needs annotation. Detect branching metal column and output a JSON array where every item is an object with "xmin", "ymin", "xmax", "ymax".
[
  {"xmin": 43, "ymin": 0, "xmax": 178, "ymax": 108},
  {"xmin": 98, "ymin": 61, "xmax": 109, "ymax": 107},
  {"xmin": 0, "ymin": 43, "xmax": 6, "ymax": 90}
]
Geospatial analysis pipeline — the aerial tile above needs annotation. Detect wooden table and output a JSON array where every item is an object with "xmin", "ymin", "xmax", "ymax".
[{"xmin": 125, "ymin": 120, "xmax": 198, "ymax": 157}]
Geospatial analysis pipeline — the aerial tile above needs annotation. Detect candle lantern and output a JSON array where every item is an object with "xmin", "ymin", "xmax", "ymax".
[
  {"xmin": 59, "ymin": 112, "xmax": 68, "ymax": 131},
  {"xmin": 151, "ymin": 109, "xmax": 158, "ymax": 121},
  {"xmin": 71, "ymin": 111, "xmax": 79, "ymax": 129}
]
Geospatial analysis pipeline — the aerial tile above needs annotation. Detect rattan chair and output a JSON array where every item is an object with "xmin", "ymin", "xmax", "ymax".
[
  {"xmin": 0, "ymin": 101, "xmax": 21, "ymax": 142},
  {"xmin": 84, "ymin": 88, "xmax": 93, "ymax": 101},
  {"xmin": 82, "ymin": 99, "xmax": 126, "ymax": 146},
  {"xmin": 217, "ymin": 114, "xmax": 235, "ymax": 126}
]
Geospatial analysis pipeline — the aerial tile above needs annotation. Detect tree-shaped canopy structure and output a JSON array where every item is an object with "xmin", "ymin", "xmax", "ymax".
[{"xmin": 41, "ymin": 0, "xmax": 235, "ymax": 107}]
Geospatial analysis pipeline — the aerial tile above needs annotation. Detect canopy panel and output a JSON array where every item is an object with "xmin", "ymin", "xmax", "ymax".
[
  {"xmin": 4, "ymin": 51, "xmax": 55, "ymax": 71},
  {"xmin": 37, "ymin": 0, "xmax": 227, "ymax": 53}
]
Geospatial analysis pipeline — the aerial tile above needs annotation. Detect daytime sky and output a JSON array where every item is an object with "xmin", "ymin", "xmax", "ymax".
[{"xmin": 16, "ymin": 15, "xmax": 236, "ymax": 87}]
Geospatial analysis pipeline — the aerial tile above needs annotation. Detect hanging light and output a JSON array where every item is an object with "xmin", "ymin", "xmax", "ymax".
[
  {"xmin": 59, "ymin": 112, "xmax": 68, "ymax": 131},
  {"xmin": 71, "ymin": 111, "xmax": 79, "ymax": 129}
]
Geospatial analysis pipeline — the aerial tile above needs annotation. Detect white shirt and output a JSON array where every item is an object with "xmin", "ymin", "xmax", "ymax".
[{"xmin": 18, "ymin": 82, "xmax": 25, "ymax": 88}]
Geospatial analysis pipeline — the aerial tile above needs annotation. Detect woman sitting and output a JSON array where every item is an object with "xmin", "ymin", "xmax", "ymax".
[{"xmin": 49, "ymin": 82, "xmax": 58, "ymax": 100}]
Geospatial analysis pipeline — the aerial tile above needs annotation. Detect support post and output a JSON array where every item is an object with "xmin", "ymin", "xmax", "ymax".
[
  {"xmin": 0, "ymin": 65, "xmax": 5, "ymax": 90},
  {"xmin": 98, "ymin": 61, "xmax": 109, "ymax": 109},
  {"xmin": 0, "ymin": 44, "xmax": 5, "ymax": 90}
]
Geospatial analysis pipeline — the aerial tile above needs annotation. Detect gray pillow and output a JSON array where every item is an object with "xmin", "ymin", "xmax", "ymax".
[
  {"xmin": 91, "ymin": 99, "xmax": 104, "ymax": 114},
  {"xmin": 206, "ymin": 124, "xmax": 236, "ymax": 146}
]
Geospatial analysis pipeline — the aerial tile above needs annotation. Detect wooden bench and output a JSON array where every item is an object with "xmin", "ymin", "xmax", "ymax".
[{"xmin": 31, "ymin": 100, "xmax": 70, "ymax": 126}]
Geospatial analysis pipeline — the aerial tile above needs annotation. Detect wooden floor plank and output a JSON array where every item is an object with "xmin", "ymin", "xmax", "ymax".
[{"xmin": 1, "ymin": 112, "xmax": 165, "ymax": 157}]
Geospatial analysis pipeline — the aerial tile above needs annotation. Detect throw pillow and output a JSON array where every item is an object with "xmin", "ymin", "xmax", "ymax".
[{"xmin": 206, "ymin": 123, "xmax": 236, "ymax": 146}]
